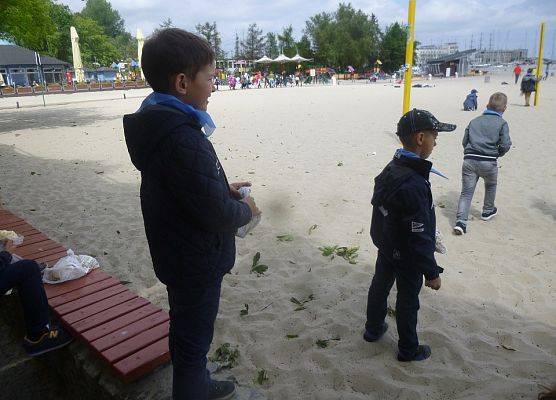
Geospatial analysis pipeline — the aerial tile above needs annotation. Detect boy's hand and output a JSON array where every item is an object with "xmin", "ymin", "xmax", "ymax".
[
  {"xmin": 1, "ymin": 239, "xmax": 16, "ymax": 253},
  {"xmin": 425, "ymin": 276, "xmax": 441, "ymax": 290},
  {"xmin": 242, "ymin": 196, "xmax": 261, "ymax": 217},
  {"xmin": 229, "ymin": 181, "xmax": 252, "ymax": 200}
]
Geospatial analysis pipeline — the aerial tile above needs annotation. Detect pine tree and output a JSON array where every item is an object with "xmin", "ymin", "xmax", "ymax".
[{"xmin": 241, "ymin": 23, "xmax": 265, "ymax": 60}]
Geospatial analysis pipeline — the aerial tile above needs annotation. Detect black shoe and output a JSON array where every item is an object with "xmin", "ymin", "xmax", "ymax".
[
  {"xmin": 481, "ymin": 207, "xmax": 498, "ymax": 221},
  {"xmin": 397, "ymin": 344, "xmax": 431, "ymax": 362},
  {"xmin": 23, "ymin": 327, "xmax": 73, "ymax": 357},
  {"xmin": 208, "ymin": 380, "xmax": 236, "ymax": 400},
  {"xmin": 363, "ymin": 322, "xmax": 388, "ymax": 342},
  {"xmin": 453, "ymin": 221, "xmax": 467, "ymax": 235}
]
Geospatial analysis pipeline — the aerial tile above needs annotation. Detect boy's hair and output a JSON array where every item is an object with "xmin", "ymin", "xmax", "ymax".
[
  {"xmin": 487, "ymin": 92, "xmax": 507, "ymax": 112},
  {"xmin": 141, "ymin": 28, "xmax": 214, "ymax": 93}
]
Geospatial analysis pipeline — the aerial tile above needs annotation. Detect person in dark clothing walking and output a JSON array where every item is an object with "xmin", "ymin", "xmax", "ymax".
[
  {"xmin": 364, "ymin": 109, "xmax": 454, "ymax": 362},
  {"xmin": 0, "ymin": 238, "xmax": 72, "ymax": 356},
  {"xmin": 123, "ymin": 29, "xmax": 260, "ymax": 400},
  {"xmin": 520, "ymin": 68, "xmax": 539, "ymax": 106}
]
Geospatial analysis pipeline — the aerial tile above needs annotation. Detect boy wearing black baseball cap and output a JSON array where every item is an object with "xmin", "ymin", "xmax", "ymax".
[{"xmin": 364, "ymin": 109, "xmax": 455, "ymax": 361}]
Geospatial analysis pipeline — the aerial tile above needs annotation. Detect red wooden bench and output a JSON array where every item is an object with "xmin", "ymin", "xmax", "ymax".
[{"xmin": 0, "ymin": 208, "xmax": 170, "ymax": 383}]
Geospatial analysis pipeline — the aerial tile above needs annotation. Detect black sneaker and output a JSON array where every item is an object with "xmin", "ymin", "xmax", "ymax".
[
  {"xmin": 208, "ymin": 380, "xmax": 236, "ymax": 400},
  {"xmin": 23, "ymin": 327, "xmax": 73, "ymax": 357},
  {"xmin": 363, "ymin": 322, "xmax": 389, "ymax": 342},
  {"xmin": 453, "ymin": 221, "xmax": 466, "ymax": 235},
  {"xmin": 397, "ymin": 344, "xmax": 431, "ymax": 362},
  {"xmin": 481, "ymin": 207, "xmax": 498, "ymax": 221}
]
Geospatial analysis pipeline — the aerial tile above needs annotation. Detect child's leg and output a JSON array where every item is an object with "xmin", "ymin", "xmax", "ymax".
[
  {"xmin": 479, "ymin": 160, "xmax": 498, "ymax": 214},
  {"xmin": 365, "ymin": 254, "xmax": 395, "ymax": 334},
  {"xmin": 394, "ymin": 267, "xmax": 423, "ymax": 359},
  {"xmin": 455, "ymin": 159, "xmax": 480, "ymax": 225},
  {"xmin": 167, "ymin": 277, "xmax": 223, "ymax": 399},
  {"xmin": 0, "ymin": 259, "xmax": 50, "ymax": 339}
]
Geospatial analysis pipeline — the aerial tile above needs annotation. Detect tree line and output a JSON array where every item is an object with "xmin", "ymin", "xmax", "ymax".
[{"xmin": 1, "ymin": 1, "xmax": 413, "ymax": 73}]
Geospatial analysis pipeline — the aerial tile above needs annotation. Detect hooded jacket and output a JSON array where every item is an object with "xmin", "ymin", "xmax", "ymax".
[
  {"xmin": 123, "ymin": 104, "xmax": 252, "ymax": 287},
  {"xmin": 370, "ymin": 154, "xmax": 442, "ymax": 281}
]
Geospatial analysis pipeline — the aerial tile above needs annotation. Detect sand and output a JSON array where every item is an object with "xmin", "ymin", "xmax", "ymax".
[{"xmin": 1, "ymin": 74, "xmax": 555, "ymax": 399}]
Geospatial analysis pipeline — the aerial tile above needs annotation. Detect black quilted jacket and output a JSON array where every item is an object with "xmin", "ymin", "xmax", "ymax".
[{"xmin": 123, "ymin": 104, "xmax": 252, "ymax": 288}]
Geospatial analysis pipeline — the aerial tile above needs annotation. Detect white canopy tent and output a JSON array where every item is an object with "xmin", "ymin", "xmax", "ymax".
[
  {"xmin": 273, "ymin": 54, "xmax": 294, "ymax": 63},
  {"xmin": 290, "ymin": 53, "xmax": 312, "ymax": 63},
  {"xmin": 254, "ymin": 55, "xmax": 273, "ymax": 64}
]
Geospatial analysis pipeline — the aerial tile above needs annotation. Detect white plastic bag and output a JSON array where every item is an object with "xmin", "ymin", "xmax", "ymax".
[
  {"xmin": 42, "ymin": 250, "xmax": 99, "ymax": 284},
  {"xmin": 236, "ymin": 187, "xmax": 261, "ymax": 238}
]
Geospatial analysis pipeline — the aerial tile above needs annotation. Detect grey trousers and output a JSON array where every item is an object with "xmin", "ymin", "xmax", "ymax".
[{"xmin": 456, "ymin": 158, "xmax": 498, "ymax": 225}]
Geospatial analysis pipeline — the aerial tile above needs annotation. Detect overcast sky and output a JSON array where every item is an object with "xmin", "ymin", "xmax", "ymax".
[{"xmin": 58, "ymin": 0, "xmax": 556, "ymax": 58}]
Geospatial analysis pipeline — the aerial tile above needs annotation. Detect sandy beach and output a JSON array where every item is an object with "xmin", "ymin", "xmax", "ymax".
[{"xmin": 1, "ymin": 74, "xmax": 555, "ymax": 399}]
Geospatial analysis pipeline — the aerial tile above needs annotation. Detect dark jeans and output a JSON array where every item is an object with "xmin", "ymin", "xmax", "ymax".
[
  {"xmin": 167, "ymin": 275, "xmax": 223, "ymax": 400},
  {"xmin": 366, "ymin": 253, "xmax": 423, "ymax": 358},
  {"xmin": 514, "ymin": 73, "xmax": 520, "ymax": 84},
  {"xmin": 0, "ymin": 259, "xmax": 49, "ymax": 337}
]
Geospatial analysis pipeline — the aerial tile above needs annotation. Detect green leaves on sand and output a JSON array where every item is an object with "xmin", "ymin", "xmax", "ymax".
[
  {"xmin": 285, "ymin": 334, "xmax": 299, "ymax": 339},
  {"xmin": 319, "ymin": 245, "xmax": 359, "ymax": 264},
  {"xmin": 276, "ymin": 234, "xmax": 294, "ymax": 242},
  {"xmin": 251, "ymin": 252, "xmax": 268, "ymax": 275},
  {"xmin": 290, "ymin": 294, "xmax": 315, "ymax": 311},
  {"xmin": 240, "ymin": 303, "xmax": 249, "ymax": 317},
  {"xmin": 209, "ymin": 343, "xmax": 239, "ymax": 368},
  {"xmin": 254, "ymin": 369, "xmax": 269, "ymax": 385},
  {"xmin": 315, "ymin": 339, "xmax": 329, "ymax": 348}
]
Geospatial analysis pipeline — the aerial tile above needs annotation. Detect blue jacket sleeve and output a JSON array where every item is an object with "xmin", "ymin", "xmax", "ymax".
[
  {"xmin": 162, "ymin": 137, "xmax": 252, "ymax": 233},
  {"xmin": 399, "ymin": 186, "xmax": 440, "ymax": 280}
]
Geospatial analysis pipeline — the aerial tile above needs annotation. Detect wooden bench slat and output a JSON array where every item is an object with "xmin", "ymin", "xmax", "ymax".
[
  {"xmin": 72, "ymin": 297, "xmax": 150, "ymax": 334},
  {"xmin": 49, "ymin": 277, "xmax": 120, "ymax": 307},
  {"xmin": 10, "ymin": 224, "xmax": 41, "ymax": 236},
  {"xmin": 35, "ymin": 250, "xmax": 68, "ymax": 265},
  {"xmin": 82, "ymin": 303, "xmax": 160, "ymax": 342},
  {"xmin": 100, "ymin": 320, "xmax": 169, "ymax": 364},
  {"xmin": 62, "ymin": 290, "xmax": 137, "ymax": 324},
  {"xmin": 18, "ymin": 244, "xmax": 67, "ymax": 260},
  {"xmin": 44, "ymin": 269, "xmax": 111, "ymax": 299},
  {"xmin": 91, "ymin": 310, "xmax": 169, "ymax": 352},
  {"xmin": 54, "ymin": 284, "xmax": 128, "ymax": 315},
  {"xmin": 0, "ymin": 216, "xmax": 24, "ymax": 227},
  {"xmin": 15, "ymin": 232, "xmax": 49, "ymax": 246},
  {"xmin": 113, "ymin": 337, "xmax": 170, "ymax": 384},
  {"xmin": 13, "ymin": 239, "xmax": 63, "ymax": 257}
]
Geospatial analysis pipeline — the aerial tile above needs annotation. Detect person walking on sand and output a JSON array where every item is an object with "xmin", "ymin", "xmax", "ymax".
[
  {"xmin": 520, "ymin": 68, "xmax": 539, "ymax": 106},
  {"xmin": 513, "ymin": 64, "xmax": 522, "ymax": 84}
]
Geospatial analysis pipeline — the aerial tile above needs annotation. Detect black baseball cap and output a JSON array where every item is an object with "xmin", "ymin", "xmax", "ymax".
[{"xmin": 397, "ymin": 109, "xmax": 456, "ymax": 138}]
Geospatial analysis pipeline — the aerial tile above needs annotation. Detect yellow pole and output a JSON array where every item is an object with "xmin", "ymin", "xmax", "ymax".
[
  {"xmin": 534, "ymin": 22, "xmax": 545, "ymax": 106},
  {"xmin": 403, "ymin": 0, "xmax": 416, "ymax": 114}
]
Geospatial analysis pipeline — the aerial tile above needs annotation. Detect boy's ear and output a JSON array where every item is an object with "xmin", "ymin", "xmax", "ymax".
[
  {"xmin": 173, "ymin": 73, "xmax": 189, "ymax": 95},
  {"xmin": 415, "ymin": 132, "xmax": 425, "ymax": 146}
]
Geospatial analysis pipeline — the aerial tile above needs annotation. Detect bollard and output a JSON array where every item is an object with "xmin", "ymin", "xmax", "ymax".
[
  {"xmin": 16, "ymin": 101, "xmax": 19, "ymax": 109},
  {"xmin": 124, "ymin": 93, "xmax": 126, "ymax": 99}
]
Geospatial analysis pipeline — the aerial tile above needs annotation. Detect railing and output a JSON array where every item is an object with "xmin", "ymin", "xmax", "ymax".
[{"xmin": 0, "ymin": 80, "xmax": 149, "ymax": 97}]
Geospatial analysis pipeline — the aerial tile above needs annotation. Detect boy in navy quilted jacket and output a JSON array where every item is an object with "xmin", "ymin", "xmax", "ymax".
[{"xmin": 123, "ymin": 29, "xmax": 260, "ymax": 400}]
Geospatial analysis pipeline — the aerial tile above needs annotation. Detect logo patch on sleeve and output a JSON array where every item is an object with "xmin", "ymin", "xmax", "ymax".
[{"xmin": 411, "ymin": 221, "xmax": 424, "ymax": 233}]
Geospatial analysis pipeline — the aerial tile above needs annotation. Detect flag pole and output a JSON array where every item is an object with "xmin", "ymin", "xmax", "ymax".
[
  {"xmin": 534, "ymin": 22, "xmax": 545, "ymax": 106},
  {"xmin": 402, "ymin": 0, "xmax": 417, "ymax": 114}
]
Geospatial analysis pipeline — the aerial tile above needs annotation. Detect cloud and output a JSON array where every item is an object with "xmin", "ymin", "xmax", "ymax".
[{"xmin": 59, "ymin": 0, "xmax": 556, "ymax": 56}]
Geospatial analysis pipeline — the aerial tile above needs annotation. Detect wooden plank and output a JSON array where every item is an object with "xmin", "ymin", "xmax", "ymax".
[
  {"xmin": 101, "ymin": 321, "xmax": 169, "ymax": 364},
  {"xmin": 91, "ymin": 310, "xmax": 168, "ymax": 352},
  {"xmin": 15, "ymin": 233, "xmax": 49, "ymax": 246},
  {"xmin": 35, "ymin": 250, "xmax": 68, "ymax": 265},
  {"xmin": 18, "ymin": 244, "xmax": 67, "ymax": 260},
  {"xmin": 0, "ymin": 218, "xmax": 25, "ymax": 229},
  {"xmin": 55, "ymin": 284, "xmax": 128, "ymax": 315},
  {"xmin": 13, "ymin": 239, "xmax": 62, "ymax": 257},
  {"xmin": 113, "ymin": 337, "xmax": 170, "ymax": 383},
  {"xmin": 72, "ymin": 297, "xmax": 150, "ymax": 334},
  {"xmin": 44, "ymin": 269, "xmax": 111, "ymax": 299},
  {"xmin": 10, "ymin": 224, "xmax": 41, "ymax": 236},
  {"xmin": 49, "ymin": 277, "xmax": 120, "ymax": 307},
  {"xmin": 62, "ymin": 290, "xmax": 137, "ymax": 324},
  {"xmin": 82, "ymin": 303, "xmax": 160, "ymax": 342}
]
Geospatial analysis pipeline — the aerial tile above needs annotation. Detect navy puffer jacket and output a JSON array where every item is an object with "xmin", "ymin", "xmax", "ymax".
[{"xmin": 123, "ymin": 105, "xmax": 252, "ymax": 288}]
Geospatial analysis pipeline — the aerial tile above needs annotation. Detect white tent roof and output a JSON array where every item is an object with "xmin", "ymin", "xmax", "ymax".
[
  {"xmin": 273, "ymin": 54, "xmax": 293, "ymax": 63},
  {"xmin": 290, "ymin": 53, "xmax": 312, "ymax": 62},
  {"xmin": 254, "ymin": 55, "xmax": 273, "ymax": 64}
]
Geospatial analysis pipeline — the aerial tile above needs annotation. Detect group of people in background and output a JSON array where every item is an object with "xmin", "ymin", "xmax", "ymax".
[{"xmin": 222, "ymin": 71, "xmax": 307, "ymax": 90}]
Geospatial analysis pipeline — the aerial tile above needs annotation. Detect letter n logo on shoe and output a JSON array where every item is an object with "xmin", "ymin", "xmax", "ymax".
[{"xmin": 411, "ymin": 221, "xmax": 424, "ymax": 233}]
